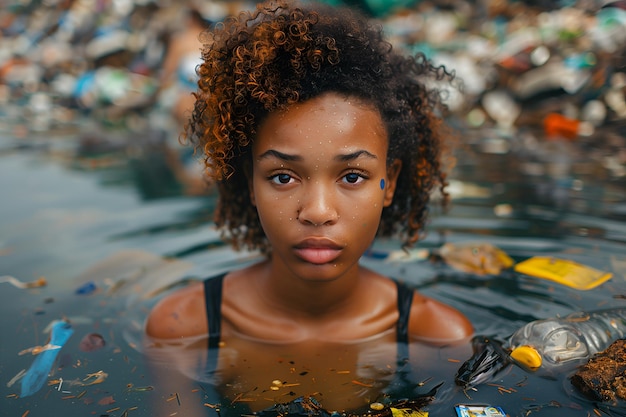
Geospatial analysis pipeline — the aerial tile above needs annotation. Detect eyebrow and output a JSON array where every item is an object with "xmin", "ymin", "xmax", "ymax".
[
  {"xmin": 257, "ymin": 149, "xmax": 302, "ymax": 162},
  {"xmin": 334, "ymin": 150, "xmax": 378, "ymax": 162},
  {"xmin": 257, "ymin": 149, "xmax": 378, "ymax": 162}
]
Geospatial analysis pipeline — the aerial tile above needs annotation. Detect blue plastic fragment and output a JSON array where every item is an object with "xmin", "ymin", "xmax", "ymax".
[
  {"xmin": 20, "ymin": 320, "xmax": 74, "ymax": 397},
  {"xmin": 75, "ymin": 281, "xmax": 97, "ymax": 295}
]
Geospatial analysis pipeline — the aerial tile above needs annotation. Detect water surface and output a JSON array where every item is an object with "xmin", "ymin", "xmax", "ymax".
[{"xmin": 1, "ymin": 126, "xmax": 625, "ymax": 416}]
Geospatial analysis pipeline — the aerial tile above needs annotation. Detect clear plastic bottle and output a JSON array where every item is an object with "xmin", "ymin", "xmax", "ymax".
[{"xmin": 508, "ymin": 309, "xmax": 626, "ymax": 373}]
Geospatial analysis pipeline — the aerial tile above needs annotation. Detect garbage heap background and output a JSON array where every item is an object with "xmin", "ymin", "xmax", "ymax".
[{"xmin": 0, "ymin": 0, "xmax": 624, "ymax": 181}]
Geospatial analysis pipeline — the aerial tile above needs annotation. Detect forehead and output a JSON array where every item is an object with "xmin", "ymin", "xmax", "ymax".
[{"xmin": 254, "ymin": 93, "xmax": 388, "ymax": 153}]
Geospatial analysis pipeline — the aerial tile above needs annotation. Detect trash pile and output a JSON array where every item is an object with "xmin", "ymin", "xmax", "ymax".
[
  {"xmin": 0, "ymin": 0, "xmax": 254, "ymax": 133},
  {"xmin": 383, "ymin": 0, "xmax": 626, "ymax": 128},
  {"xmin": 0, "ymin": 0, "xmax": 624, "ymax": 174},
  {"xmin": 380, "ymin": 0, "xmax": 626, "ymax": 175}
]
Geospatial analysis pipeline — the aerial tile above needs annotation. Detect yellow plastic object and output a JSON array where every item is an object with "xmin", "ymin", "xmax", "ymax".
[
  {"xmin": 390, "ymin": 408, "xmax": 428, "ymax": 417},
  {"xmin": 514, "ymin": 256, "xmax": 613, "ymax": 290},
  {"xmin": 510, "ymin": 345, "xmax": 542, "ymax": 370}
]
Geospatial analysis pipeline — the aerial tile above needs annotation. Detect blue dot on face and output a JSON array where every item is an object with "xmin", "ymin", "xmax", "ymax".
[{"xmin": 380, "ymin": 178, "xmax": 385, "ymax": 190}]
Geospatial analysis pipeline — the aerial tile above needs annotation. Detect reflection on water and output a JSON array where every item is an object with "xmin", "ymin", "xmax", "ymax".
[{"xmin": 0, "ymin": 125, "xmax": 625, "ymax": 417}]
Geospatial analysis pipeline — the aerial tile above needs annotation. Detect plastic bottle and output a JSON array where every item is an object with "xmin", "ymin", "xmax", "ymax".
[{"xmin": 508, "ymin": 309, "xmax": 626, "ymax": 373}]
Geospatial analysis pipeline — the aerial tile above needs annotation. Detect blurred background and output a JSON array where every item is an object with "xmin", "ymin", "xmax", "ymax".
[{"xmin": 1, "ymin": 0, "xmax": 624, "ymax": 181}]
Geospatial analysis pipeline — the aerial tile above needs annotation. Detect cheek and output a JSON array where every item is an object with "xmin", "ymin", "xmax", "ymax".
[
  {"xmin": 255, "ymin": 193, "xmax": 298, "ymax": 229},
  {"xmin": 347, "ymin": 200, "xmax": 384, "ymax": 229}
]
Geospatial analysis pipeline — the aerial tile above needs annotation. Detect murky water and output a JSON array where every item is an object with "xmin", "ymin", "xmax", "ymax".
[{"xmin": 1, "ymin": 125, "xmax": 625, "ymax": 417}]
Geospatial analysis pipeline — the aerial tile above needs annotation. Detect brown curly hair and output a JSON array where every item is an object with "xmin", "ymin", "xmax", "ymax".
[{"xmin": 183, "ymin": 0, "xmax": 455, "ymax": 253}]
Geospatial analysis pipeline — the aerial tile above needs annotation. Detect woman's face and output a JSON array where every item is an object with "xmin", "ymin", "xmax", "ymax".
[{"xmin": 250, "ymin": 92, "xmax": 401, "ymax": 282}]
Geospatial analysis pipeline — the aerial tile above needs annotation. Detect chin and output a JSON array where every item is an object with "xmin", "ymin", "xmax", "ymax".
[{"xmin": 290, "ymin": 261, "xmax": 351, "ymax": 282}]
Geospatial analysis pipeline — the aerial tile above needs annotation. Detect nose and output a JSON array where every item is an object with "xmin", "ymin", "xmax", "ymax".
[{"xmin": 296, "ymin": 183, "xmax": 338, "ymax": 227}]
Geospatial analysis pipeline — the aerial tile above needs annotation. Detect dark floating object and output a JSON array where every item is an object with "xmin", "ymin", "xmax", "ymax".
[
  {"xmin": 79, "ymin": 333, "xmax": 106, "ymax": 352},
  {"xmin": 571, "ymin": 338, "xmax": 626, "ymax": 403}
]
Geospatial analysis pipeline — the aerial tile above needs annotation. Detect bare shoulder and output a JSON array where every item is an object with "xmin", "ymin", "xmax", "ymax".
[
  {"xmin": 408, "ymin": 291, "xmax": 474, "ymax": 345},
  {"xmin": 145, "ymin": 281, "xmax": 207, "ymax": 339}
]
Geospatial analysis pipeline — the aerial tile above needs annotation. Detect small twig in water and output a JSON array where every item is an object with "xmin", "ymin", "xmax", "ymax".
[{"xmin": 0, "ymin": 275, "xmax": 47, "ymax": 289}]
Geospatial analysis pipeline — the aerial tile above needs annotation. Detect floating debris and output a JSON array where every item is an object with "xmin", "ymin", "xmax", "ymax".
[
  {"xmin": 18, "ymin": 343, "xmax": 62, "ymax": 356},
  {"xmin": 438, "ymin": 242, "xmax": 515, "ymax": 275},
  {"xmin": 98, "ymin": 395, "xmax": 116, "ymax": 406},
  {"xmin": 6, "ymin": 369, "xmax": 27, "ymax": 388},
  {"xmin": 456, "ymin": 308, "xmax": 626, "ymax": 388},
  {"xmin": 78, "ymin": 333, "xmax": 106, "ymax": 352},
  {"xmin": 75, "ymin": 281, "xmax": 97, "ymax": 295},
  {"xmin": 571, "ymin": 339, "xmax": 626, "ymax": 402},
  {"xmin": 514, "ymin": 257, "xmax": 613, "ymax": 290},
  {"xmin": 82, "ymin": 370, "xmax": 109, "ymax": 386},
  {"xmin": 20, "ymin": 320, "xmax": 73, "ymax": 397},
  {"xmin": 43, "ymin": 317, "xmax": 93, "ymax": 333},
  {"xmin": 384, "ymin": 248, "xmax": 430, "ymax": 263},
  {"xmin": 126, "ymin": 384, "xmax": 154, "ymax": 392},
  {"xmin": 351, "ymin": 379, "xmax": 374, "ymax": 388},
  {"xmin": 455, "ymin": 404, "xmax": 505, "ymax": 417},
  {"xmin": 0, "ymin": 275, "xmax": 47, "ymax": 289},
  {"xmin": 370, "ymin": 402, "xmax": 385, "ymax": 411},
  {"xmin": 166, "ymin": 392, "xmax": 181, "ymax": 406},
  {"xmin": 390, "ymin": 407, "xmax": 428, "ymax": 417}
]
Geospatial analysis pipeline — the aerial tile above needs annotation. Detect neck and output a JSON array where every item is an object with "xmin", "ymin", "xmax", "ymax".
[{"xmin": 253, "ymin": 259, "xmax": 364, "ymax": 319}]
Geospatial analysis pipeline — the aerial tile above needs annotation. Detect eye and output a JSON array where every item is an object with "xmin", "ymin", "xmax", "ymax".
[
  {"xmin": 270, "ymin": 173, "xmax": 294, "ymax": 184},
  {"xmin": 342, "ymin": 172, "xmax": 366, "ymax": 184}
]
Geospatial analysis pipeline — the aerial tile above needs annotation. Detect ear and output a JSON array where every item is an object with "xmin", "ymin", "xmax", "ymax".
[{"xmin": 383, "ymin": 159, "xmax": 402, "ymax": 207}]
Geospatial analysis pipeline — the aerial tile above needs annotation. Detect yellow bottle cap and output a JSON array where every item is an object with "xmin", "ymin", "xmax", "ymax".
[{"xmin": 510, "ymin": 345, "xmax": 542, "ymax": 370}]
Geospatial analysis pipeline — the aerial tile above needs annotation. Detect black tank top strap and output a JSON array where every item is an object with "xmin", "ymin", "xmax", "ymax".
[
  {"xmin": 383, "ymin": 279, "xmax": 415, "ymax": 397},
  {"xmin": 395, "ymin": 279, "xmax": 414, "ymax": 345},
  {"xmin": 203, "ymin": 272, "xmax": 227, "ymax": 349}
]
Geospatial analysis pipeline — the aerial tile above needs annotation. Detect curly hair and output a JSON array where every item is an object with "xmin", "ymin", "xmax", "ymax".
[{"xmin": 183, "ymin": 0, "xmax": 455, "ymax": 253}]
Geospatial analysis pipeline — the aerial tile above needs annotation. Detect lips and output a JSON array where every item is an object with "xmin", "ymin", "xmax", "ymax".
[{"xmin": 293, "ymin": 238, "xmax": 343, "ymax": 264}]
